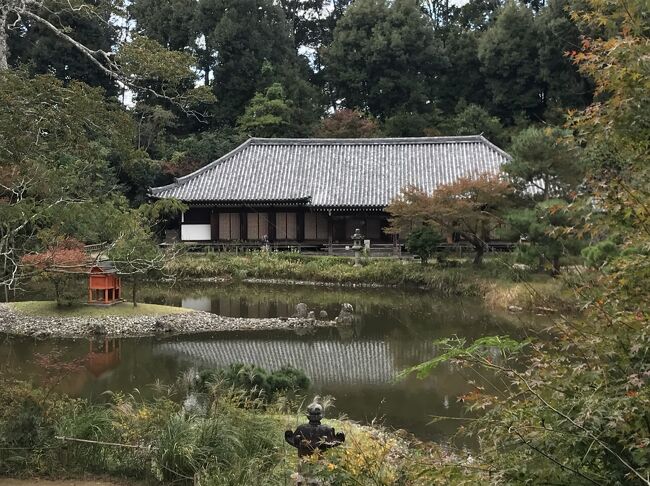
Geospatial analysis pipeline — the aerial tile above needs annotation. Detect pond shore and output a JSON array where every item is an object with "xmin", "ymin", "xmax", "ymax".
[
  {"xmin": 0, "ymin": 303, "xmax": 338, "ymax": 338},
  {"xmin": 165, "ymin": 253, "xmax": 577, "ymax": 313}
]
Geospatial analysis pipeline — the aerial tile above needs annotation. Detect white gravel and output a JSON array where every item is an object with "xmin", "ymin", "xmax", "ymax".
[{"xmin": 0, "ymin": 303, "xmax": 338, "ymax": 338}]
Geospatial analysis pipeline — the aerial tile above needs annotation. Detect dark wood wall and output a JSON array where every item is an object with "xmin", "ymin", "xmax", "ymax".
[{"xmin": 182, "ymin": 206, "xmax": 390, "ymax": 244}]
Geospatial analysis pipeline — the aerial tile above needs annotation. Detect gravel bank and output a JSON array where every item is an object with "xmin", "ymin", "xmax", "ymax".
[
  {"xmin": 188, "ymin": 276, "xmax": 396, "ymax": 288},
  {"xmin": 0, "ymin": 303, "xmax": 338, "ymax": 338}
]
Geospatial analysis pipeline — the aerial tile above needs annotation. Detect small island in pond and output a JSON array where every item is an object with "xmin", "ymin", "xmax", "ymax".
[{"xmin": 0, "ymin": 300, "xmax": 340, "ymax": 338}]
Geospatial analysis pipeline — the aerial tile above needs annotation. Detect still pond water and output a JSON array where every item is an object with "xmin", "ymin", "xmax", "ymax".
[{"xmin": 0, "ymin": 282, "xmax": 548, "ymax": 441}]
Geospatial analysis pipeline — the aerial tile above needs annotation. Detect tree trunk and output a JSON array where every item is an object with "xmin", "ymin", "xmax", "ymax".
[
  {"xmin": 132, "ymin": 277, "xmax": 138, "ymax": 307},
  {"xmin": 538, "ymin": 253, "xmax": 545, "ymax": 272},
  {"xmin": 1, "ymin": 236, "xmax": 8, "ymax": 302},
  {"xmin": 54, "ymin": 280, "xmax": 61, "ymax": 307},
  {"xmin": 0, "ymin": 9, "xmax": 9, "ymax": 71},
  {"xmin": 473, "ymin": 244, "xmax": 484, "ymax": 265},
  {"xmin": 551, "ymin": 255, "xmax": 560, "ymax": 276}
]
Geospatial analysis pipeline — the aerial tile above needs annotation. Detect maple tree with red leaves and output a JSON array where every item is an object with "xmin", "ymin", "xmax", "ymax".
[
  {"xmin": 21, "ymin": 238, "xmax": 88, "ymax": 271},
  {"xmin": 316, "ymin": 109, "xmax": 381, "ymax": 138},
  {"xmin": 387, "ymin": 173, "xmax": 513, "ymax": 264},
  {"xmin": 21, "ymin": 238, "xmax": 89, "ymax": 306}
]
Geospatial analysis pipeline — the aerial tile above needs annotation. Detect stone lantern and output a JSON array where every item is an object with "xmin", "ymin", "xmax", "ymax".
[
  {"xmin": 351, "ymin": 228, "xmax": 364, "ymax": 267},
  {"xmin": 284, "ymin": 401, "xmax": 345, "ymax": 457}
]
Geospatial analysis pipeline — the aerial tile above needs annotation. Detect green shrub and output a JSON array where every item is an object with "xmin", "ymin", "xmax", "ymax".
[
  {"xmin": 197, "ymin": 364, "xmax": 310, "ymax": 401},
  {"xmin": 406, "ymin": 226, "xmax": 444, "ymax": 264},
  {"xmin": 581, "ymin": 239, "xmax": 620, "ymax": 269}
]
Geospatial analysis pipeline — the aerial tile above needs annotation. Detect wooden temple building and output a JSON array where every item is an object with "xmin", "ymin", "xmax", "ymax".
[{"xmin": 150, "ymin": 136, "xmax": 512, "ymax": 251}]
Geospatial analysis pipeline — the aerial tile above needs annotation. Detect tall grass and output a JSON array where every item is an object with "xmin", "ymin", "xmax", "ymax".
[
  {"xmin": 0, "ymin": 378, "xmax": 290, "ymax": 484},
  {"xmin": 0, "ymin": 376, "xmax": 483, "ymax": 485},
  {"xmin": 164, "ymin": 252, "xmax": 573, "ymax": 311},
  {"xmin": 166, "ymin": 252, "xmax": 534, "ymax": 296}
]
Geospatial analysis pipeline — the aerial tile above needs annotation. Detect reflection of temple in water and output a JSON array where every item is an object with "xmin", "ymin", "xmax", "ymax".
[
  {"xmin": 154, "ymin": 339, "xmax": 438, "ymax": 385},
  {"xmin": 86, "ymin": 338, "xmax": 121, "ymax": 378}
]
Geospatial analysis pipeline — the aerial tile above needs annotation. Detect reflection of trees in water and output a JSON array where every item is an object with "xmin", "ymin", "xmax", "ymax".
[
  {"xmin": 139, "ymin": 281, "xmax": 452, "ymax": 319},
  {"xmin": 140, "ymin": 281, "xmax": 533, "ymax": 340},
  {"xmin": 0, "ymin": 336, "xmax": 184, "ymax": 400},
  {"xmin": 0, "ymin": 333, "xmax": 512, "ymax": 442}
]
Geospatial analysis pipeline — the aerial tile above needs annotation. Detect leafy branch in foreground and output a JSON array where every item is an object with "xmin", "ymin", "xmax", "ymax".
[
  {"xmin": 400, "ymin": 336, "xmax": 529, "ymax": 380},
  {"xmin": 404, "ymin": 2, "xmax": 650, "ymax": 483},
  {"xmin": 1, "ymin": 0, "xmax": 214, "ymax": 117}
]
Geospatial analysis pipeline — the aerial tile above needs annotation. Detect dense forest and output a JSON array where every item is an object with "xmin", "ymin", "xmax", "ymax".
[
  {"xmin": 2, "ymin": 0, "xmax": 595, "ymax": 202},
  {"xmin": 0, "ymin": 0, "xmax": 607, "ymax": 289}
]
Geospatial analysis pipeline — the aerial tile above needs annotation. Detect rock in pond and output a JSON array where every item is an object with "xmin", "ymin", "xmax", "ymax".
[
  {"xmin": 294, "ymin": 302, "xmax": 309, "ymax": 318},
  {"xmin": 335, "ymin": 303, "xmax": 355, "ymax": 326}
]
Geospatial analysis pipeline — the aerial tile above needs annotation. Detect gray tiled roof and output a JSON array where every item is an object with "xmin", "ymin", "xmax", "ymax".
[{"xmin": 150, "ymin": 136, "xmax": 511, "ymax": 208}]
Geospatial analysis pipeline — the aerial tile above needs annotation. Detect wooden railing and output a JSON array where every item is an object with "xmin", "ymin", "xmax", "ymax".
[{"xmin": 176, "ymin": 240, "xmax": 516, "ymax": 256}]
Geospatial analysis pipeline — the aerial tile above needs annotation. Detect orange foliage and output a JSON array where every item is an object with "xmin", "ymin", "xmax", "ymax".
[
  {"xmin": 388, "ymin": 173, "xmax": 512, "ymax": 234},
  {"xmin": 21, "ymin": 238, "xmax": 87, "ymax": 270},
  {"xmin": 317, "ymin": 109, "xmax": 380, "ymax": 138},
  {"xmin": 387, "ymin": 173, "xmax": 513, "ymax": 263}
]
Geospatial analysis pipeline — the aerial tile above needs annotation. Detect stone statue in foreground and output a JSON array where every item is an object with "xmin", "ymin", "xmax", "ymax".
[{"xmin": 285, "ymin": 401, "xmax": 345, "ymax": 457}]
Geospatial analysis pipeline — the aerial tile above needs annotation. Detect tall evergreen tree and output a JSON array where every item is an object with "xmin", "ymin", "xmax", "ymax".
[
  {"xmin": 536, "ymin": 0, "xmax": 592, "ymax": 120},
  {"xmin": 7, "ymin": 1, "xmax": 118, "ymax": 95},
  {"xmin": 324, "ymin": 0, "xmax": 446, "ymax": 119},
  {"xmin": 478, "ymin": 1, "xmax": 543, "ymax": 123},
  {"xmin": 453, "ymin": 0, "xmax": 502, "ymax": 31},
  {"xmin": 438, "ymin": 29, "xmax": 487, "ymax": 112},
  {"xmin": 203, "ymin": 0, "xmax": 300, "ymax": 125},
  {"xmin": 129, "ymin": 0, "xmax": 198, "ymax": 52},
  {"xmin": 278, "ymin": 0, "xmax": 326, "ymax": 50}
]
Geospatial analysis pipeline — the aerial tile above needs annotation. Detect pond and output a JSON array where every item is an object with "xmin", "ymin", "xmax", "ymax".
[{"xmin": 0, "ymin": 282, "xmax": 547, "ymax": 442}]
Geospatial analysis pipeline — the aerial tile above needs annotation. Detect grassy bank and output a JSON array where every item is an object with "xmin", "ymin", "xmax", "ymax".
[
  {"xmin": 167, "ymin": 252, "xmax": 576, "ymax": 312},
  {"xmin": 9, "ymin": 301, "xmax": 191, "ymax": 317},
  {"xmin": 0, "ymin": 378, "xmax": 479, "ymax": 485}
]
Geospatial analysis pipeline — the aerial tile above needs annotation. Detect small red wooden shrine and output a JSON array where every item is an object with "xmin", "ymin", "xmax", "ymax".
[{"xmin": 88, "ymin": 261, "xmax": 121, "ymax": 305}]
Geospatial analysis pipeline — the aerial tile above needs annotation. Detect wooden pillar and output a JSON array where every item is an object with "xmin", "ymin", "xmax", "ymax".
[
  {"xmin": 327, "ymin": 212, "xmax": 333, "ymax": 255},
  {"xmin": 297, "ymin": 209, "xmax": 305, "ymax": 243},
  {"xmin": 268, "ymin": 210, "xmax": 276, "ymax": 242},
  {"xmin": 240, "ymin": 209, "xmax": 248, "ymax": 241},
  {"xmin": 210, "ymin": 210, "xmax": 219, "ymax": 241}
]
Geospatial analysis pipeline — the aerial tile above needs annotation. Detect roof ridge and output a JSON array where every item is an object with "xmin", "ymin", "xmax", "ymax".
[
  {"xmin": 248, "ymin": 135, "xmax": 486, "ymax": 145},
  {"xmin": 149, "ymin": 138, "xmax": 255, "ymax": 196},
  {"xmin": 476, "ymin": 135, "xmax": 512, "ymax": 161}
]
